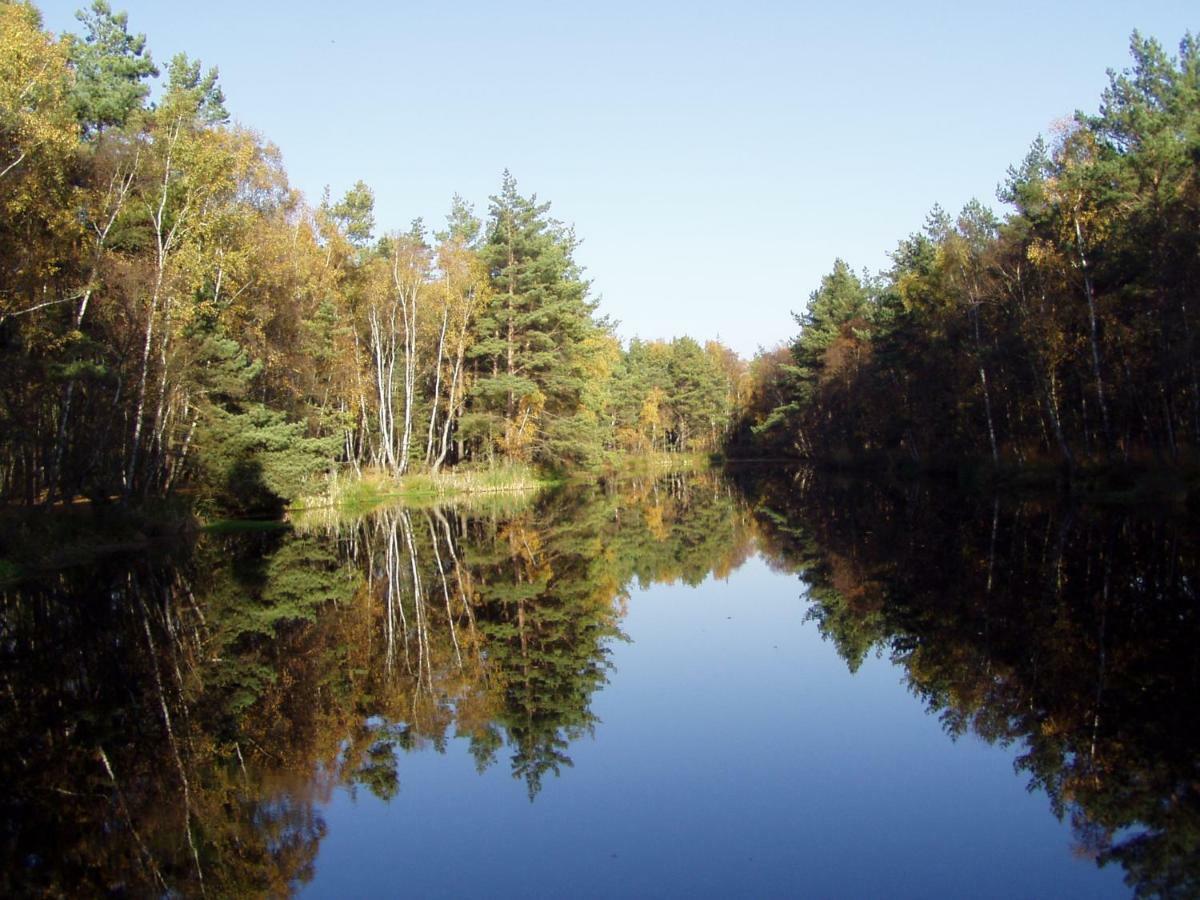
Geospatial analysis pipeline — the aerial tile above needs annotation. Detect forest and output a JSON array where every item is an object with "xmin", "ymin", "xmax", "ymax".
[
  {"xmin": 5, "ymin": 4, "xmax": 1198, "ymax": 897},
  {"xmin": 0, "ymin": 1, "xmax": 742, "ymax": 514},
  {"xmin": 735, "ymin": 32, "xmax": 1200, "ymax": 482},
  {"xmin": 4, "ymin": 0, "xmax": 1200, "ymax": 521}
]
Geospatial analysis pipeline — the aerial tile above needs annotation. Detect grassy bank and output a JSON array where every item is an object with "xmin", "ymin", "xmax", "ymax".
[
  {"xmin": 294, "ymin": 463, "xmax": 555, "ymax": 515},
  {"xmin": 290, "ymin": 454, "xmax": 715, "ymax": 527}
]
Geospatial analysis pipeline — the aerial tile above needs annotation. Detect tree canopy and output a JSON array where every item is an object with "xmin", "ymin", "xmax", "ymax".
[
  {"xmin": 734, "ymin": 32, "xmax": 1200, "ymax": 477},
  {"xmin": 0, "ymin": 4, "xmax": 742, "ymax": 513}
]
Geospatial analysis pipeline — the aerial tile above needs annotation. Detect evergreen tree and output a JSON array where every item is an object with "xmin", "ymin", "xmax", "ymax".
[
  {"xmin": 66, "ymin": 0, "xmax": 157, "ymax": 134},
  {"xmin": 469, "ymin": 171, "xmax": 606, "ymax": 466}
]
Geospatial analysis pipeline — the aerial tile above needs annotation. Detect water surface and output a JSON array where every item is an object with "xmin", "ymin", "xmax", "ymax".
[{"xmin": 2, "ymin": 470, "xmax": 1196, "ymax": 896}]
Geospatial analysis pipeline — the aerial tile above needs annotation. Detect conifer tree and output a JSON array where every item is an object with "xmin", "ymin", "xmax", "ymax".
[{"xmin": 469, "ymin": 171, "xmax": 606, "ymax": 466}]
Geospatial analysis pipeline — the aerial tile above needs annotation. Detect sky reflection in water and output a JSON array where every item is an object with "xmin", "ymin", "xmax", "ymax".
[
  {"xmin": 5, "ymin": 470, "xmax": 1194, "ymax": 897},
  {"xmin": 305, "ymin": 553, "xmax": 1124, "ymax": 899}
]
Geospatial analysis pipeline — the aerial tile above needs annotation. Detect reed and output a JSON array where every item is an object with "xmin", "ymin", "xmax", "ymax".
[{"xmin": 291, "ymin": 463, "xmax": 553, "ymax": 517}]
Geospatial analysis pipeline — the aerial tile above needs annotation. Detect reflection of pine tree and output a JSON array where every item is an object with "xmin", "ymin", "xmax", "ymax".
[
  {"xmin": 466, "ymin": 471, "xmax": 757, "ymax": 797},
  {"xmin": 740, "ymin": 469, "xmax": 1200, "ymax": 897},
  {"xmin": 472, "ymin": 513, "xmax": 613, "ymax": 799},
  {"xmin": 0, "ymin": 468, "xmax": 766, "ymax": 892}
]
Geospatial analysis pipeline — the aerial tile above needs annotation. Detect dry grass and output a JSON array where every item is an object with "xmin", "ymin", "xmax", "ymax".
[{"xmin": 288, "ymin": 463, "xmax": 552, "ymax": 529}]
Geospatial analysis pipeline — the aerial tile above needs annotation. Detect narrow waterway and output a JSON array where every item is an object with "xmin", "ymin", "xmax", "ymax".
[{"xmin": 2, "ymin": 470, "xmax": 1194, "ymax": 897}]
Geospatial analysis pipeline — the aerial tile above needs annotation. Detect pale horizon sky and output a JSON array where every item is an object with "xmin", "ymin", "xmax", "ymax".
[{"xmin": 36, "ymin": 0, "xmax": 1197, "ymax": 358}]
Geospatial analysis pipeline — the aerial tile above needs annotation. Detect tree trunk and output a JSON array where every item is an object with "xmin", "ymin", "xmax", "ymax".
[
  {"xmin": 1073, "ymin": 209, "xmax": 1113, "ymax": 456},
  {"xmin": 425, "ymin": 304, "xmax": 449, "ymax": 466}
]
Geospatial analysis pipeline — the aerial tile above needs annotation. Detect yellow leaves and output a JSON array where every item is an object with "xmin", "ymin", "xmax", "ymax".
[
  {"xmin": 501, "ymin": 521, "xmax": 544, "ymax": 566},
  {"xmin": 0, "ymin": 2, "xmax": 80, "ymax": 296},
  {"xmin": 499, "ymin": 391, "xmax": 545, "ymax": 459},
  {"xmin": 614, "ymin": 425, "xmax": 647, "ymax": 453},
  {"xmin": 1026, "ymin": 237, "xmax": 1057, "ymax": 267},
  {"xmin": 639, "ymin": 386, "xmax": 665, "ymax": 429},
  {"xmin": 644, "ymin": 503, "xmax": 668, "ymax": 542},
  {"xmin": 893, "ymin": 268, "xmax": 926, "ymax": 314},
  {"xmin": 0, "ymin": 4, "xmax": 82, "ymax": 314},
  {"xmin": 1040, "ymin": 717, "xmax": 1065, "ymax": 738},
  {"xmin": 0, "ymin": 3, "xmax": 78, "ymax": 184},
  {"xmin": 145, "ymin": 124, "xmax": 301, "ymax": 337},
  {"xmin": 580, "ymin": 331, "xmax": 620, "ymax": 379},
  {"xmin": 576, "ymin": 330, "xmax": 620, "ymax": 419}
]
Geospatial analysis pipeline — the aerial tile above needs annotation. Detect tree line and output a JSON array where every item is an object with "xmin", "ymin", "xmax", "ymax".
[
  {"xmin": 734, "ymin": 32, "xmax": 1200, "ymax": 476},
  {"xmin": 0, "ymin": 1, "xmax": 743, "ymax": 513}
]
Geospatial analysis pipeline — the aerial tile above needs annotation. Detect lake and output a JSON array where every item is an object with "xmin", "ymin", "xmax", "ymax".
[{"xmin": 2, "ymin": 468, "xmax": 1196, "ymax": 897}]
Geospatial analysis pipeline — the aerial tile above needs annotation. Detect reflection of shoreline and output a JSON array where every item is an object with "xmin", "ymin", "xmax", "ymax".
[
  {"xmin": 740, "ymin": 472, "xmax": 1200, "ymax": 897},
  {"xmin": 0, "ymin": 469, "xmax": 758, "ymax": 896}
]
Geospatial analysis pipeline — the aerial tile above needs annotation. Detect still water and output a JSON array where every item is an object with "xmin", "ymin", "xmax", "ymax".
[{"xmin": 2, "ymin": 469, "xmax": 1196, "ymax": 897}]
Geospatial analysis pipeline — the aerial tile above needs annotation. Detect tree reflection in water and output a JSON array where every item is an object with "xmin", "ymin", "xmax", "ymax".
[
  {"xmin": 0, "ymin": 471, "xmax": 749, "ymax": 895},
  {"xmin": 738, "ymin": 467, "xmax": 1200, "ymax": 898},
  {"xmin": 2, "ymin": 468, "xmax": 1196, "ymax": 896}
]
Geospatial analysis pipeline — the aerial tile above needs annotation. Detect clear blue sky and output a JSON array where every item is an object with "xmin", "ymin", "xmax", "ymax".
[{"xmin": 36, "ymin": 0, "xmax": 1197, "ymax": 357}]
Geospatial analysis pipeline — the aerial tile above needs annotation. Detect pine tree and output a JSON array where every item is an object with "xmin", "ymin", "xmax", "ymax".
[{"xmin": 468, "ymin": 172, "xmax": 606, "ymax": 466}]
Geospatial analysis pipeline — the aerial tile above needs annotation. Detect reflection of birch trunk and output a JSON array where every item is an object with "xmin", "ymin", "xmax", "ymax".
[
  {"xmin": 383, "ymin": 525, "xmax": 394, "ymax": 673},
  {"xmin": 427, "ymin": 513, "xmax": 463, "ymax": 668},
  {"xmin": 399, "ymin": 510, "xmax": 432, "ymax": 690},
  {"xmin": 986, "ymin": 496, "xmax": 999, "ymax": 594},
  {"xmin": 1053, "ymin": 507, "xmax": 1074, "ymax": 601},
  {"xmin": 1089, "ymin": 549, "xmax": 1110, "ymax": 773},
  {"xmin": 136, "ymin": 586, "xmax": 205, "ymax": 895},
  {"xmin": 97, "ymin": 746, "xmax": 169, "ymax": 892},
  {"xmin": 435, "ymin": 508, "xmax": 479, "ymax": 650},
  {"xmin": 380, "ymin": 511, "xmax": 410, "ymax": 676}
]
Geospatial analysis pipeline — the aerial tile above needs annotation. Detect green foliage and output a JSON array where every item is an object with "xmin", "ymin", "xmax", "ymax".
[
  {"xmin": 792, "ymin": 259, "xmax": 874, "ymax": 372},
  {"xmin": 437, "ymin": 192, "xmax": 481, "ymax": 245},
  {"xmin": 192, "ymin": 335, "xmax": 338, "ymax": 513},
  {"xmin": 163, "ymin": 51, "xmax": 227, "ymax": 124},
  {"xmin": 66, "ymin": 0, "xmax": 157, "ymax": 133},
  {"xmin": 0, "ymin": 13, "xmax": 742, "ymax": 517},
  {"xmin": 608, "ymin": 337, "xmax": 734, "ymax": 454},
  {"xmin": 468, "ymin": 171, "xmax": 610, "ymax": 464},
  {"xmin": 327, "ymin": 179, "xmax": 375, "ymax": 247},
  {"xmin": 738, "ymin": 32, "xmax": 1200, "ymax": 473}
]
